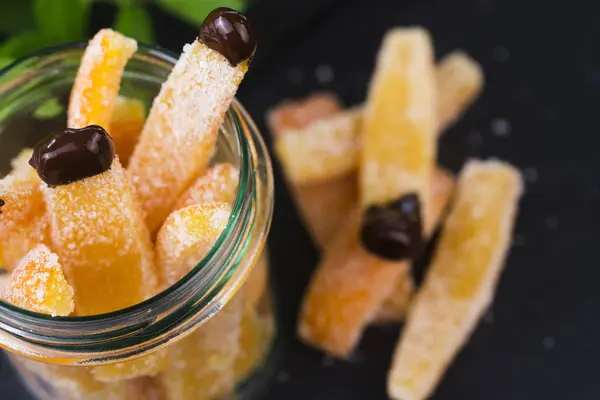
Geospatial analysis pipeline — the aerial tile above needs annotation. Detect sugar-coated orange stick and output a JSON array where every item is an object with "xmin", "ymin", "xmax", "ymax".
[
  {"xmin": 161, "ymin": 294, "xmax": 243, "ymax": 400},
  {"xmin": 373, "ymin": 169, "xmax": 455, "ymax": 323},
  {"xmin": 0, "ymin": 149, "xmax": 48, "ymax": 272},
  {"xmin": 109, "ymin": 96, "xmax": 146, "ymax": 166},
  {"xmin": 173, "ymin": 163, "xmax": 239, "ymax": 212},
  {"xmin": 68, "ymin": 29, "xmax": 137, "ymax": 129},
  {"xmin": 155, "ymin": 203, "xmax": 232, "ymax": 287},
  {"xmin": 128, "ymin": 40, "xmax": 249, "ymax": 233},
  {"xmin": 46, "ymin": 29, "xmax": 157, "ymax": 316},
  {"xmin": 298, "ymin": 28, "xmax": 438, "ymax": 357},
  {"xmin": 268, "ymin": 93, "xmax": 359, "ymax": 247},
  {"xmin": 298, "ymin": 170, "xmax": 453, "ymax": 358},
  {"xmin": 44, "ymin": 161, "xmax": 157, "ymax": 315},
  {"xmin": 388, "ymin": 160, "xmax": 522, "ymax": 400},
  {"xmin": 360, "ymin": 28, "xmax": 436, "ymax": 209},
  {"xmin": 2, "ymin": 245, "xmax": 74, "ymax": 316}
]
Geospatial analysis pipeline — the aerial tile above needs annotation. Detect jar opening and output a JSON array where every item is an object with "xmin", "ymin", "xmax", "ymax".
[{"xmin": 0, "ymin": 42, "xmax": 274, "ymax": 364}]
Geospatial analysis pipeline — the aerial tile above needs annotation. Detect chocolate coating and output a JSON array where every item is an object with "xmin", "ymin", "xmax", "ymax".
[
  {"xmin": 360, "ymin": 194, "xmax": 424, "ymax": 261},
  {"xmin": 0, "ymin": 198, "xmax": 4, "ymax": 215},
  {"xmin": 199, "ymin": 7, "xmax": 256, "ymax": 66},
  {"xmin": 29, "ymin": 125, "xmax": 115, "ymax": 187}
]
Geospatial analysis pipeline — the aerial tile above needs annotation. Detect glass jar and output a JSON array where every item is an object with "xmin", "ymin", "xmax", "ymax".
[{"xmin": 0, "ymin": 43, "xmax": 275, "ymax": 400}]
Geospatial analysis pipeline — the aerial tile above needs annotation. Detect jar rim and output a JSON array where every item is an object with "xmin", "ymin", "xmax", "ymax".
[{"xmin": 0, "ymin": 41, "xmax": 274, "ymax": 363}]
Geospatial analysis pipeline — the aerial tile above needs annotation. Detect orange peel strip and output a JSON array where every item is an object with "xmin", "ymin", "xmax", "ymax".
[
  {"xmin": 173, "ymin": 162, "xmax": 239, "ymax": 212},
  {"xmin": 128, "ymin": 40, "xmax": 249, "ymax": 233},
  {"xmin": 68, "ymin": 29, "xmax": 138, "ymax": 129},
  {"xmin": 44, "ymin": 161, "xmax": 157, "ymax": 316},
  {"xmin": 161, "ymin": 289, "xmax": 243, "ymax": 400},
  {"xmin": 0, "ymin": 149, "xmax": 48, "ymax": 272},
  {"xmin": 387, "ymin": 160, "xmax": 522, "ymax": 400},
  {"xmin": 360, "ymin": 27, "xmax": 436, "ymax": 209},
  {"xmin": 155, "ymin": 203, "xmax": 231, "ymax": 287},
  {"xmin": 373, "ymin": 169, "xmax": 456, "ymax": 323},
  {"xmin": 298, "ymin": 170, "xmax": 453, "ymax": 358},
  {"xmin": 109, "ymin": 96, "xmax": 146, "ymax": 166},
  {"xmin": 48, "ymin": 29, "xmax": 156, "ymax": 316},
  {"xmin": 268, "ymin": 93, "xmax": 358, "ymax": 248},
  {"xmin": 2, "ymin": 244, "xmax": 74, "ymax": 316}
]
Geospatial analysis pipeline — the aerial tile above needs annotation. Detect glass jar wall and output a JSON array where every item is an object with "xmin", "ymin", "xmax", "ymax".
[{"xmin": 0, "ymin": 43, "xmax": 274, "ymax": 400}]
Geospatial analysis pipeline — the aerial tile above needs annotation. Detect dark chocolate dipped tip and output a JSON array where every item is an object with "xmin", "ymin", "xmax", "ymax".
[
  {"xmin": 198, "ymin": 7, "xmax": 256, "ymax": 66},
  {"xmin": 0, "ymin": 198, "xmax": 4, "ymax": 215},
  {"xmin": 29, "ymin": 125, "xmax": 115, "ymax": 187},
  {"xmin": 360, "ymin": 193, "xmax": 424, "ymax": 261}
]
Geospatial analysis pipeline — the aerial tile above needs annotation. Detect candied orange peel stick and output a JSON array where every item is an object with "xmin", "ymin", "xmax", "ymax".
[
  {"xmin": 272, "ymin": 51, "xmax": 482, "ymax": 187},
  {"xmin": 156, "ymin": 203, "xmax": 232, "ymax": 286},
  {"xmin": 2, "ymin": 245, "xmax": 74, "ymax": 317},
  {"xmin": 0, "ymin": 150, "xmax": 49, "ymax": 272},
  {"xmin": 374, "ymin": 169, "xmax": 456, "ymax": 323},
  {"xmin": 173, "ymin": 163, "xmax": 239, "ymax": 212},
  {"xmin": 268, "ymin": 93, "xmax": 359, "ymax": 247},
  {"xmin": 298, "ymin": 170, "xmax": 453, "ymax": 357},
  {"xmin": 41, "ymin": 31, "xmax": 157, "ymax": 316},
  {"xmin": 44, "ymin": 161, "xmax": 157, "ymax": 315},
  {"xmin": 155, "ymin": 201, "xmax": 239, "ymax": 399},
  {"xmin": 128, "ymin": 40, "xmax": 250, "ymax": 233},
  {"xmin": 109, "ymin": 96, "xmax": 146, "ymax": 166},
  {"xmin": 387, "ymin": 160, "xmax": 522, "ymax": 400},
  {"xmin": 68, "ymin": 29, "xmax": 137, "ymax": 129},
  {"xmin": 298, "ymin": 28, "xmax": 438, "ymax": 358},
  {"xmin": 435, "ymin": 51, "xmax": 484, "ymax": 130},
  {"xmin": 162, "ymin": 294, "xmax": 243, "ymax": 400},
  {"xmin": 360, "ymin": 28, "xmax": 437, "ymax": 209}
]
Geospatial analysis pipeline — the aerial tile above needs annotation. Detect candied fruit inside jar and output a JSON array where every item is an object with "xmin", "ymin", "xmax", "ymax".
[{"xmin": 0, "ymin": 40, "xmax": 275, "ymax": 400}]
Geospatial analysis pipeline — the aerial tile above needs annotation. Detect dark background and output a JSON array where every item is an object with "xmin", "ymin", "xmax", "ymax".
[{"xmin": 2, "ymin": 0, "xmax": 600, "ymax": 399}]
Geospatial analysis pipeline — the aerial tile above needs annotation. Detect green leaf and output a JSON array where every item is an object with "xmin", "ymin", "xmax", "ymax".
[
  {"xmin": 0, "ymin": 57, "xmax": 15, "ymax": 69},
  {"xmin": 33, "ymin": 0, "xmax": 91, "ymax": 41},
  {"xmin": 0, "ymin": 0, "xmax": 36, "ymax": 34},
  {"xmin": 156, "ymin": 0, "xmax": 247, "ymax": 26},
  {"xmin": 0, "ymin": 33, "xmax": 59, "ymax": 60},
  {"xmin": 34, "ymin": 98, "xmax": 64, "ymax": 120},
  {"xmin": 114, "ymin": 4, "xmax": 155, "ymax": 43}
]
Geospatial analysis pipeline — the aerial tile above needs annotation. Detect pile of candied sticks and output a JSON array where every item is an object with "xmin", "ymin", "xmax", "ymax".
[
  {"xmin": 0, "ymin": 8, "xmax": 269, "ymax": 399},
  {"xmin": 269, "ymin": 28, "xmax": 523, "ymax": 400}
]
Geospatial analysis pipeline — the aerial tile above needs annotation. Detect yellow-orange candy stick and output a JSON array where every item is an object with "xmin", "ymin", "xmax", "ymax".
[
  {"xmin": 162, "ymin": 294, "xmax": 243, "ymax": 400},
  {"xmin": 268, "ymin": 93, "xmax": 358, "ymax": 247},
  {"xmin": 68, "ymin": 29, "xmax": 137, "ymax": 128},
  {"xmin": 2, "ymin": 245, "xmax": 74, "ymax": 316},
  {"xmin": 45, "ymin": 29, "xmax": 157, "ymax": 316},
  {"xmin": 155, "ymin": 203, "xmax": 241, "ymax": 399},
  {"xmin": 109, "ymin": 96, "xmax": 146, "ymax": 166},
  {"xmin": 435, "ymin": 51, "xmax": 484, "ymax": 130},
  {"xmin": 298, "ymin": 170, "xmax": 452, "ymax": 358},
  {"xmin": 156, "ymin": 203, "xmax": 232, "ymax": 286},
  {"xmin": 273, "ymin": 51, "xmax": 483, "ymax": 186},
  {"xmin": 0, "ymin": 149, "xmax": 49, "ymax": 272},
  {"xmin": 173, "ymin": 163, "xmax": 239, "ymax": 211},
  {"xmin": 374, "ymin": 169, "xmax": 455, "ymax": 323},
  {"xmin": 360, "ymin": 28, "xmax": 436, "ymax": 208},
  {"xmin": 128, "ymin": 40, "xmax": 250, "ymax": 233},
  {"xmin": 298, "ymin": 28, "xmax": 437, "ymax": 358},
  {"xmin": 44, "ymin": 160, "xmax": 157, "ymax": 316},
  {"xmin": 387, "ymin": 160, "xmax": 523, "ymax": 400}
]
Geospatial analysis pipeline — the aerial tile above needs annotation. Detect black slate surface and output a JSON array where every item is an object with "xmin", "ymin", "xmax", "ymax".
[{"xmin": 2, "ymin": 0, "xmax": 600, "ymax": 399}]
